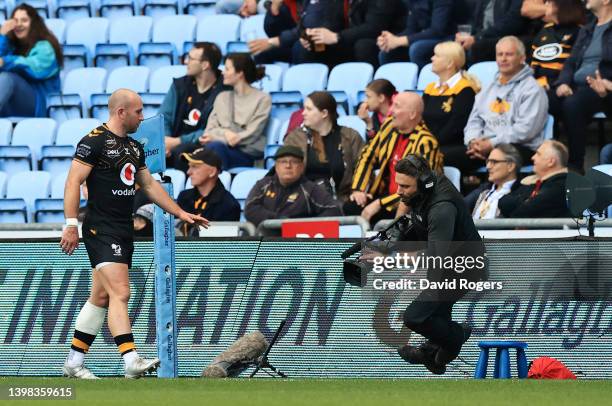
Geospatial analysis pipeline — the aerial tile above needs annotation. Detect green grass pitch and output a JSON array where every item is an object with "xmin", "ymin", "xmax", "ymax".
[{"xmin": 1, "ymin": 377, "xmax": 610, "ymax": 406}]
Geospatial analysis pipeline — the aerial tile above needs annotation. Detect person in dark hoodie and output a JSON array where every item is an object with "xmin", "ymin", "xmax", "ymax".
[
  {"xmin": 160, "ymin": 42, "xmax": 228, "ymax": 171},
  {"xmin": 390, "ymin": 154, "xmax": 485, "ymax": 375},
  {"xmin": 498, "ymin": 140, "xmax": 571, "ymax": 218}
]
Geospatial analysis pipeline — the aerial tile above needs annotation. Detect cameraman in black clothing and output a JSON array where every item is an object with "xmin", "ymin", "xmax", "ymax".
[{"xmin": 390, "ymin": 155, "xmax": 486, "ymax": 374}]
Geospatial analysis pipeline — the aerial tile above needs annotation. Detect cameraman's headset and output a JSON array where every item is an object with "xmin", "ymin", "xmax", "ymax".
[{"xmin": 404, "ymin": 154, "xmax": 436, "ymax": 193}]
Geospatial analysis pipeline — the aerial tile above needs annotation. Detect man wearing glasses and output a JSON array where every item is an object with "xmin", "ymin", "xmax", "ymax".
[
  {"xmin": 244, "ymin": 145, "xmax": 342, "ymax": 226},
  {"xmin": 159, "ymin": 42, "xmax": 228, "ymax": 170}
]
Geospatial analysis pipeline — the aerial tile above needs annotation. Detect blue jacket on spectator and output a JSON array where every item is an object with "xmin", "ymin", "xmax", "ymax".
[
  {"xmin": 0, "ymin": 35, "xmax": 60, "ymax": 117},
  {"xmin": 555, "ymin": 17, "xmax": 612, "ymax": 87}
]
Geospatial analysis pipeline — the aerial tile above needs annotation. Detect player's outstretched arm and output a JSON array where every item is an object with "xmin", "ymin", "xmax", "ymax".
[
  {"xmin": 136, "ymin": 168, "xmax": 209, "ymax": 228},
  {"xmin": 60, "ymin": 160, "xmax": 92, "ymax": 255}
]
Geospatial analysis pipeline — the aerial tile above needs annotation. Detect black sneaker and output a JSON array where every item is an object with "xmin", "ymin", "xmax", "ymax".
[
  {"xmin": 398, "ymin": 342, "xmax": 446, "ymax": 375},
  {"xmin": 435, "ymin": 323, "xmax": 473, "ymax": 366}
]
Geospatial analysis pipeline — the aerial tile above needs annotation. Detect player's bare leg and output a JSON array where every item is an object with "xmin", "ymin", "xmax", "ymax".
[{"xmin": 97, "ymin": 262, "xmax": 159, "ymax": 378}]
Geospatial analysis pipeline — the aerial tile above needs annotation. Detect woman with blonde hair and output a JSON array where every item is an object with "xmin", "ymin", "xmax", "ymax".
[{"xmin": 422, "ymin": 41, "xmax": 479, "ymax": 154}]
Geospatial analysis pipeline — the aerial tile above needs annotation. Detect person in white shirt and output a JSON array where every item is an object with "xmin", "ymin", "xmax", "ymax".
[{"xmin": 472, "ymin": 143, "xmax": 522, "ymax": 219}]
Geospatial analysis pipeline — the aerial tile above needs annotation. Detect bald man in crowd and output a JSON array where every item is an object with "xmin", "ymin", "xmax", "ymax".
[
  {"xmin": 499, "ymin": 140, "xmax": 572, "ymax": 218},
  {"xmin": 346, "ymin": 92, "xmax": 444, "ymax": 225},
  {"xmin": 60, "ymin": 89, "xmax": 208, "ymax": 379}
]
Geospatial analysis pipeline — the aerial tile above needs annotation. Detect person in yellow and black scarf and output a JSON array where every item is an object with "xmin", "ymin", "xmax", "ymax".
[
  {"xmin": 529, "ymin": 0, "xmax": 586, "ymax": 89},
  {"xmin": 344, "ymin": 92, "xmax": 443, "ymax": 226}
]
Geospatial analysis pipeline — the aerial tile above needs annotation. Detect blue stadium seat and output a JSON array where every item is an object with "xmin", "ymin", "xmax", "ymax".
[
  {"xmin": 65, "ymin": 17, "xmax": 110, "ymax": 66},
  {"xmin": 374, "ymin": 62, "xmax": 418, "ymax": 91},
  {"xmin": 34, "ymin": 198, "xmax": 65, "ymax": 223},
  {"xmin": 0, "ymin": 170, "xmax": 7, "ymax": 196},
  {"xmin": 109, "ymin": 16, "xmax": 153, "ymax": 61},
  {"xmin": 139, "ymin": 15, "xmax": 196, "ymax": 68},
  {"xmin": 10, "ymin": 118, "xmax": 57, "ymax": 168},
  {"xmin": 99, "ymin": 0, "xmax": 136, "ymax": 19},
  {"xmin": 149, "ymin": 64, "xmax": 187, "ymax": 93},
  {"xmin": 95, "ymin": 43, "xmax": 130, "ymax": 73},
  {"xmin": 56, "ymin": 118, "xmax": 102, "ymax": 147},
  {"xmin": 40, "ymin": 146, "xmax": 74, "ymax": 178},
  {"xmin": 62, "ymin": 44, "xmax": 89, "ymax": 72},
  {"xmin": 417, "ymin": 63, "xmax": 437, "ymax": 90},
  {"xmin": 90, "ymin": 94, "xmax": 111, "ymax": 121},
  {"xmin": 254, "ymin": 64, "xmax": 283, "ymax": 93},
  {"xmin": 143, "ymin": 0, "xmax": 179, "ymax": 20},
  {"xmin": 0, "ymin": 119, "xmax": 12, "ymax": 145},
  {"xmin": 47, "ymin": 94, "xmax": 83, "ymax": 124},
  {"xmin": 270, "ymin": 91, "xmax": 302, "ymax": 122},
  {"xmin": 265, "ymin": 117, "xmax": 281, "ymax": 146},
  {"xmin": 56, "ymin": 1, "xmax": 92, "ymax": 24},
  {"xmin": 6, "ymin": 171, "xmax": 52, "ymax": 222},
  {"xmin": 16, "ymin": 0, "xmax": 48, "ymax": 17},
  {"xmin": 0, "ymin": 146, "xmax": 32, "ymax": 175},
  {"xmin": 141, "ymin": 92, "xmax": 166, "ymax": 118},
  {"xmin": 328, "ymin": 90, "xmax": 350, "ymax": 117},
  {"xmin": 337, "ymin": 115, "xmax": 367, "ymax": 141},
  {"xmin": 240, "ymin": 14, "xmax": 267, "ymax": 41},
  {"xmin": 226, "ymin": 41, "xmax": 249, "ymax": 54},
  {"xmin": 196, "ymin": 14, "xmax": 240, "ymax": 53},
  {"xmin": 282, "ymin": 63, "xmax": 328, "ymax": 98},
  {"xmin": 278, "ymin": 119, "xmax": 290, "ymax": 142},
  {"xmin": 153, "ymin": 168, "xmax": 185, "ymax": 198},
  {"xmin": 327, "ymin": 62, "xmax": 374, "ymax": 113},
  {"xmin": 137, "ymin": 42, "xmax": 174, "ymax": 70},
  {"xmin": 0, "ymin": 1, "xmax": 7, "ymax": 19},
  {"xmin": 230, "ymin": 168, "xmax": 269, "ymax": 209},
  {"xmin": 468, "ymin": 61, "xmax": 498, "ymax": 89},
  {"xmin": 264, "ymin": 144, "xmax": 280, "ymax": 169},
  {"xmin": 443, "ymin": 166, "xmax": 461, "ymax": 192},
  {"xmin": 45, "ymin": 18, "xmax": 66, "ymax": 43},
  {"xmin": 105, "ymin": 66, "xmax": 150, "ymax": 93},
  {"xmin": 0, "ymin": 198, "xmax": 28, "ymax": 223},
  {"xmin": 51, "ymin": 172, "xmax": 68, "ymax": 198},
  {"xmin": 60, "ymin": 67, "xmax": 108, "ymax": 116},
  {"xmin": 184, "ymin": 0, "xmax": 216, "ymax": 18}
]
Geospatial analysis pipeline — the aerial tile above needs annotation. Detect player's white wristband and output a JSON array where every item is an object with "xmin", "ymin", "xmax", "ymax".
[{"xmin": 65, "ymin": 218, "xmax": 79, "ymax": 227}]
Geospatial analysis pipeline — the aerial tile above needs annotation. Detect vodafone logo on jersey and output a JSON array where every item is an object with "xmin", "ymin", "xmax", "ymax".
[
  {"xmin": 183, "ymin": 108, "xmax": 202, "ymax": 127},
  {"xmin": 120, "ymin": 162, "xmax": 136, "ymax": 186}
]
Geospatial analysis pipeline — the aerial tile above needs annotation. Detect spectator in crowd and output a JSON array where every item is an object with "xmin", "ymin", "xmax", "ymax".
[
  {"xmin": 176, "ymin": 148, "xmax": 241, "ymax": 235},
  {"xmin": 244, "ymin": 145, "xmax": 342, "ymax": 227},
  {"xmin": 216, "ymin": 0, "xmax": 266, "ymax": 16},
  {"xmin": 0, "ymin": 4, "xmax": 62, "ymax": 117},
  {"xmin": 377, "ymin": 0, "xmax": 458, "ymax": 69},
  {"xmin": 588, "ymin": 69, "xmax": 612, "ymax": 116},
  {"xmin": 284, "ymin": 91, "xmax": 364, "ymax": 201},
  {"xmin": 529, "ymin": 0, "xmax": 586, "ymax": 89},
  {"xmin": 468, "ymin": 143, "xmax": 522, "ymax": 219},
  {"xmin": 200, "ymin": 53, "xmax": 272, "ymax": 170},
  {"xmin": 260, "ymin": 0, "xmax": 299, "ymax": 38},
  {"xmin": 347, "ymin": 92, "xmax": 444, "ymax": 225},
  {"xmin": 160, "ymin": 42, "xmax": 228, "ymax": 171},
  {"xmin": 422, "ymin": 41, "xmax": 480, "ymax": 157},
  {"xmin": 357, "ymin": 79, "xmax": 397, "ymax": 141},
  {"xmin": 550, "ymin": 0, "xmax": 612, "ymax": 172},
  {"xmin": 499, "ymin": 140, "xmax": 571, "ymax": 217},
  {"xmin": 446, "ymin": 36, "xmax": 548, "ymax": 173},
  {"xmin": 296, "ymin": 0, "xmax": 406, "ymax": 67},
  {"xmin": 456, "ymin": 0, "xmax": 529, "ymax": 63},
  {"xmin": 133, "ymin": 204, "xmax": 154, "ymax": 237},
  {"xmin": 249, "ymin": 0, "xmax": 345, "ymax": 64}
]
